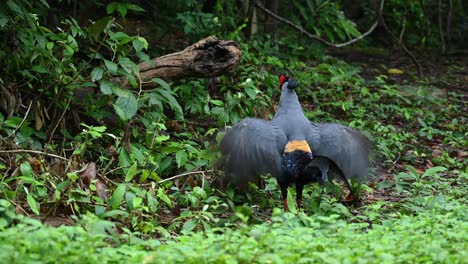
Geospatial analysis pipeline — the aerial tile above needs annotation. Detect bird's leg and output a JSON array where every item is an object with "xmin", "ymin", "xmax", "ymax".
[
  {"xmin": 335, "ymin": 170, "xmax": 355, "ymax": 200},
  {"xmin": 296, "ymin": 182, "xmax": 304, "ymax": 210},
  {"xmin": 280, "ymin": 184, "xmax": 288, "ymax": 211}
]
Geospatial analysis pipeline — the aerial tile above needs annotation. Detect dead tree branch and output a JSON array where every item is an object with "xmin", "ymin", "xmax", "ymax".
[
  {"xmin": 375, "ymin": 0, "xmax": 422, "ymax": 76},
  {"xmin": 253, "ymin": 0, "xmax": 384, "ymax": 48},
  {"xmin": 0, "ymin": 149, "xmax": 68, "ymax": 161}
]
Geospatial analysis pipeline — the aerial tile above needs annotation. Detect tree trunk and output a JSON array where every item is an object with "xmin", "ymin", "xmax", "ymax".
[{"xmin": 264, "ymin": 0, "xmax": 279, "ymax": 34}]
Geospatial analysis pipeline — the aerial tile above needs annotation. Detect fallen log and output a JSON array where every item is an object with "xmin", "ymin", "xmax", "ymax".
[{"xmin": 115, "ymin": 36, "xmax": 242, "ymax": 86}]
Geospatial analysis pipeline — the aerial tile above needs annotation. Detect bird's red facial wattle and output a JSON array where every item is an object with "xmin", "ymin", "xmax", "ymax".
[{"xmin": 279, "ymin": 75, "xmax": 288, "ymax": 89}]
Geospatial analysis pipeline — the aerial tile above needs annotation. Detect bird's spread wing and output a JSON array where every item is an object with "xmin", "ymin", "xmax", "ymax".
[
  {"xmin": 306, "ymin": 123, "xmax": 372, "ymax": 180},
  {"xmin": 220, "ymin": 118, "xmax": 288, "ymax": 186}
]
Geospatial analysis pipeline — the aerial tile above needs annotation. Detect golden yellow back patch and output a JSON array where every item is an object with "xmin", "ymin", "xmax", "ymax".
[{"xmin": 284, "ymin": 140, "xmax": 312, "ymax": 153}]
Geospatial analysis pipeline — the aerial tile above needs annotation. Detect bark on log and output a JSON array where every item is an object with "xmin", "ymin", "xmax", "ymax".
[{"xmin": 115, "ymin": 36, "xmax": 242, "ymax": 86}]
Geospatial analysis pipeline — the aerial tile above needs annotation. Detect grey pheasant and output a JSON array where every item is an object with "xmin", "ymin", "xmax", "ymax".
[{"xmin": 221, "ymin": 75, "xmax": 372, "ymax": 210}]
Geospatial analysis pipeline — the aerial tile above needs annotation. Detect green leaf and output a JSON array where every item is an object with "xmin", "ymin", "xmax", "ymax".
[
  {"xmin": 377, "ymin": 180, "xmax": 394, "ymax": 190},
  {"xmin": 113, "ymin": 93, "xmax": 138, "ymax": 121},
  {"xmin": 91, "ymin": 125, "xmax": 107, "ymax": 133},
  {"xmin": 88, "ymin": 16, "xmax": 112, "ymax": 40},
  {"xmin": 113, "ymin": 104, "xmax": 127, "ymax": 121},
  {"xmin": 4, "ymin": 117, "xmax": 22, "ymax": 127},
  {"xmin": 104, "ymin": 210, "xmax": 129, "ymax": 218},
  {"xmin": 91, "ymin": 67, "xmax": 104, "ymax": 82},
  {"xmin": 20, "ymin": 162, "xmax": 33, "ymax": 177},
  {"xmin": 132, "ymin": 197, "xmax": 143, "ymax": 209},
  {"xmin": 126, "ymin": 4, "xmax": 145, "ymax": 12},
  {"xmin": 131, "ymin": 145, "xmax": 146, "ymax": 164},
  {"xmin": 125, "ymin": 162, "xmax": 138, "ymax": 182},
  {"xmin": 7, "ymin": 1, "xmax": 23, "ymax": 15},
  {"xmin": 422, "ymin": 166, "xmax": 447, "ymax": 178},
  {"xmin": 244, "ymin": 86, "xmax": 257, "ymax": 99},
  {"xmin": 117, "ymin": 5, "xmax": 128, "ymax": 18},
  {"xmin": 27, "ymin": 193, "xmax": 40, "ymax": 215},
  {"xmin": 176, "ymin": 150, "xmax": 187, "ymax": 168},
  {"xmin": 153, "ymin": 78, "xmax": 170, "ymax": 90},
  {"xmin": 152, "ymin": 81, "xmax": 183, "ymax": 117},
  {"xmin": 0, "ymin": 15, "xmax": 8, "ymax": 28},
  {"xmin": 286, "ymin": 190, "xmax": 297, "ymax": 214},
  {"xmin": 210, "ymin": 100, "xmax": 224, "ymax": 106},
  {"xmin": 119, "ymin": 57, "xmax": 139, "ymax": 74},
  {"xmin": 119, "ymin": 148, "xmax": 131, "ymax": 167},
  {"xmin": 106, "ymin": 2, "xmax": 142, "ymax": 17},
  {"xmin": 157, "ymin": 188, "xmax": 172, "ymax": 207},
  {"xmin": 38, "ymin": 0, "xmax": 50, "ymax": 8},
  {"xmin": 181, "ymin": 220, "xmax": 197, "ymax": 233},
  {"xmin": 106, "ymin": 2, "xmax": 117, "ymax": 15},
  {"xmin": 147, "ymin": 192, "xmax": 159, "ymax": 213},
  {"xmin": 132, "ymin": 37, "xmax": 148, "ymax": 52},
  {"xmin": 104, "ymin": 60, "xmax": 118, "ymax": 74},
  {"xmin": 56, "ymin": 180, "xmax": 69, "ymax": 192},
  {"xmin": 125, "ymin": 192, "xmax": 136, "ymax": 209},
  {"xmin": 155, "ymin": 135, "xmax": 170, "ymax": 143},
  {"xmin": 95, "ymin": 205, "xmax": 106, "ymax": 216},
  {"xmin": 109, "ymin": 184, "xmax": 126, "ymax": 209},
  {"xmin": 31, "ymin": 65, "xmax": 49, "ymax": 73},
  {"xmin": 110, "ymin": 85, "xmax": 127, "ymax": 97}
]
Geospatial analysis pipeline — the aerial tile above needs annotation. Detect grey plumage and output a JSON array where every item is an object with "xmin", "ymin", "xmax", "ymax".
[{"xmin": 220, "ymin": 77, "xmax": 372, "ymax": 210}]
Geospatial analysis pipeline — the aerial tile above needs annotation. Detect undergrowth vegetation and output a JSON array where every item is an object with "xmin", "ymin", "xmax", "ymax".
[{"xmin": 0, "ymin": 0, "xmax": 466, "ymax": 262}]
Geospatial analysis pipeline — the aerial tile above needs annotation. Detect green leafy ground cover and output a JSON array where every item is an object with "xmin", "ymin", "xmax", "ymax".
[
  {"xmin": 0, "ymin": 1, "xmax": 467, "ymax": 263},
  {"xmin": 1, "ymin": 205, "xmax": 466, "ymax": 263}
]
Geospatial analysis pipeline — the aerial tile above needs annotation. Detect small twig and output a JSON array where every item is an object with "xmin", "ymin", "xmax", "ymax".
[
  {"xmin": 102, "ymin": 174, "xmax": 119, "ymax": 186},
  {"xmin": 399, "ymin": 15, "xmax": 407, "ymax": 45},
  {"xmin": 254, "ymin": 0, "xmax": 383, "ymax": 48},
  {"xmin": 9, "ymin": 200, "xmax": 31, "ymax": 216},
  {"xmin": 8, "ymin": 100, "xmax": 33, "ymax": 140},
  {"xmin": 100, "ymin": 156, "xmax": 116, "ymax": 180},
  {"xmin": 69, "ymin": 203, "xmax": 76, "ymax": 216},
  {"xmin": 101, "ymin": 165, "xmax": 129, "ymax": 178},
  {"xmin": 47, "ymin": 98, "xmax": 71, "ymax": 145},
  {"xmin": 201, "ymin": 171, "xmax": 206, "ymax": 189},
  {"xmin": 157, "ymin": 170, "xmax": 215, "ymax": 185},
  {"xmin": 136, "ymin": 70, "xmax": 143, "ymax": 100},
  {"xmin": 44, "ymin": 199, "xmax": 61, "ymax": 219},
  {"xmin": 0, "ymin": 149, "xmax": 68, "ymax": 161}
]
